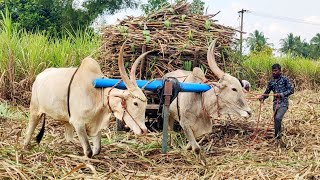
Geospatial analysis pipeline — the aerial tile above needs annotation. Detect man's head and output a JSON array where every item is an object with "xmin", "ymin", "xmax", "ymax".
[
  {"xmin": 241, "ymin": 79, "xmax": 251, "ymax": 91},
  {"xmin": 272, "ymin": 63, "xmax": 281, "ymax": 79}
]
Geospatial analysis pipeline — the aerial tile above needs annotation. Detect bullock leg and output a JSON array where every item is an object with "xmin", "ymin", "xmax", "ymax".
[
  {"xmin": 186, "ymin": 142, "xmax": 192, "ymax": 150},
  {"xmin": 181, "ymin": 125, "xmax": 201, "ymax": 154},
  {"xmin": 23, "ymin": 112, "xmax": 41, "ymax": 149},
  {"xmin": 70, "ymin": 119, "xmax": 92, "ymax": 158},
  {"xmin": 64, "ymin": 123, "xmax": 74, "ymax": 142},
  {"xmin": 92, "ymin": 131, "xmax": 101, "ymax": 156}
]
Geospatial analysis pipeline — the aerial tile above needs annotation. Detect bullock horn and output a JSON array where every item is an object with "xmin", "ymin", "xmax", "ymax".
[
  {"xmin": 118, "ymin": 41, "xmax": 135, "ymax": 89},
  {"xmin": 130, "ymin": 51, "xmax": 152, "ymax": 86},
  {"xmin": 207, "ymin": 39, "xmax": 224, "ymax": 79}
]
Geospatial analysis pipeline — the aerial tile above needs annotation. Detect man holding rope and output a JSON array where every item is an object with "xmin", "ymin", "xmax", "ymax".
[{"xmin": 259, "ymin": 63, "xmax": 294, "ymax": 147}]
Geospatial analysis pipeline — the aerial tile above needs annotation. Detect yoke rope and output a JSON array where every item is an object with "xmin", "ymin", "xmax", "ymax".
[{"xmin": 245, "ymin": 92, "xmax": 280, "ymax": 147}]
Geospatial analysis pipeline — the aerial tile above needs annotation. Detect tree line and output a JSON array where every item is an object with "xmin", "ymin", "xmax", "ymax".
[
  {"xmin": 0, "ymin": 0, "xmax": 203, "ymax": 36},
  {"xmin": 246, "ymin": 30, "xmax": 320, "ymax": 60},
  {"xmin": 1, "ymin": 0, "xmax": 319, "ymax": 60},
  {"xmin": 0, "ymin": 0, "xmax": 139, "ymax": 36}
]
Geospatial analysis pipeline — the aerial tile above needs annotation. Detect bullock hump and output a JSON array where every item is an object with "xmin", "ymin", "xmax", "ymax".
[{"xmin": 80, "ymin": 57, "xmax": 102, "ymax": 75}]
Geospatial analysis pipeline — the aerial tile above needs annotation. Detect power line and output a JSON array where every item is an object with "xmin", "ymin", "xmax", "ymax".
[
  {"xmin": 232, "ymin": 12, "xmax": 241, "ymax": 28},
  {"xmin": 249, "ymin": 11, "xmax": 320, "ymax": 27}
]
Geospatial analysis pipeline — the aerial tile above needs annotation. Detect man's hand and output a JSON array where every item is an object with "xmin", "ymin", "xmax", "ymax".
[
  {"xmin": 274, "ymin": 93, "xmax": 280, "ymax": 98},
  {"xmin": 258, "ymin": 95, "xmax": 264, "ymax": 102}
]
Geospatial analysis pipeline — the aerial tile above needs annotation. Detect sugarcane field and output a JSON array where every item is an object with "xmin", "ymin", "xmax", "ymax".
[{"xmin": 1, "ymin": 1, "xmax": 320, "ymax": 179}]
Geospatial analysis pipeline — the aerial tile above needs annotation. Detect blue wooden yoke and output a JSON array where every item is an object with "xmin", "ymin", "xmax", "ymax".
[{"xmin": 93, "ymin": 78, "xmax": 211, "ymax": 92}]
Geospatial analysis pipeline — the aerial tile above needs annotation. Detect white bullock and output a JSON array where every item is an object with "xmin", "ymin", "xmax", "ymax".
[
  {"xmin": 24, "ymin": 43, "xmax": 149, "ymax": 157},
  {"xmin": 164, "ymin": 39, "xmax": 252, "ymax": 153}
]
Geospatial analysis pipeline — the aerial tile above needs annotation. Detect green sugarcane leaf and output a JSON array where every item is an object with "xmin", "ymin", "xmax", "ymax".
[
  {"xmin": 142, "ymin": 30, "xmax": 150, "ymax": 36},
  {"xmin": 164, "ymin": 20, "xmax": 171, "ymax": 28},
  {"xmin": 188, "ymin": 29, "xmax": 193, "ymax": 40},
  {"xmin": 145, "ymin": 36, "xmax": 151, "ymax": 44},
  {"xmin": 181, "ymin": 14, "xmax": 186, "ymax": 22},
  {"xmin": 131, "ymin": 43, "xmax": 136, "ymax": 53},
  {"xmin": 204, "ymin": 19, "xmax": 211, "ymax": 30}
]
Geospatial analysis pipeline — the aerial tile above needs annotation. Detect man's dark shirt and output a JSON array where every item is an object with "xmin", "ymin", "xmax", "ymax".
[{"xmin": 263, "ymin": 75, "xmax": 294, "ymax": 109}]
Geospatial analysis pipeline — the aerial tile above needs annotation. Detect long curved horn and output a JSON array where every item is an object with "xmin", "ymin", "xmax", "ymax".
[
  {"xmin": 207, "ymin": 39, "xmax": 224, "ymax": 79},
  {"xmin": 130, "ymin": 51, "xmax": 152, "ymax": 86},
  {"xmin": 118, "ymin": 41, "xmax": 134, "ymax": 89}
]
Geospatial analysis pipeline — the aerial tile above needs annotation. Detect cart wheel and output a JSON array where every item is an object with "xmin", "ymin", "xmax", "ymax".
[{"xmin": 116, "ymin": 119, "xmax": 126, "ymax": 131}]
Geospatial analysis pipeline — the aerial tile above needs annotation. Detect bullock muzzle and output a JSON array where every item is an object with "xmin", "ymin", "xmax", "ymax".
[{"xmin": 241, "ymin": 110, "xmax": 252, "ymax": 118}]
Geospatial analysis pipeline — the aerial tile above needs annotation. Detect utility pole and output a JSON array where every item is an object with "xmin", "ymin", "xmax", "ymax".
[{"xmin": 238, "ymin": 9, "xmax": 248, "ymax": 55}]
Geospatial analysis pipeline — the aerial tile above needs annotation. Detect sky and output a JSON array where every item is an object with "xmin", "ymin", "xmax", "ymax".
[{"xmin": 98, "ymin": 0, "xmax": 320, "ymax": 54}]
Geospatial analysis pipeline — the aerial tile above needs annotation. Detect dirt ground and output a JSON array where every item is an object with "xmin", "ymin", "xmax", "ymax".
[{"xmin": 0, "ymin": 90, "xmax": 319, "ymax": 179}]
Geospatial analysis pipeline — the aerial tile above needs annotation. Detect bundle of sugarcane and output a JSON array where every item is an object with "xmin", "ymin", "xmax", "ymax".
[{"xmin": 98, "ymin": 2, "xmax": 239, "ymax": 81}]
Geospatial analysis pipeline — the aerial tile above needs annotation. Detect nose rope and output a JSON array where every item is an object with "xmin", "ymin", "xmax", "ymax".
[
  {"xmin": 201, "ymin": 81, "xmax": 280, "ymax": 147},
  {"xmin": 120, "ymin": 98, "xmax": 137, "ymax": 125},
  {"xmin": 245, "ymin": 91, "xmax": 279, "ymax": 98},
  {"xmin": 211, "ymin": 89, "xmax": 280, "ymax": 146},
  {"xmin": 248, "ymin": 97, "xmax": 279, "ymax": 147},
  {"xmin": 243, "ymin": 91, "xmax": 281, "ymax": 146},
  {"xmin": 249, "ymin": 101, "xmax": 263, "ymax": 141}
]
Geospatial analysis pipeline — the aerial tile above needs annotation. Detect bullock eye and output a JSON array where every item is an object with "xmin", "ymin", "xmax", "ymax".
[
  {"xmin": 232, "ymin": 88, "xmax": 237, "ymax": 92},
  {"xmin": 133, "ymin": 102, "xmax": 138, "ymax": 106}
]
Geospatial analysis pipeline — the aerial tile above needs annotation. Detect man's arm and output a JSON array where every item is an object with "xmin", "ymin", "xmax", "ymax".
[
  {"xmin": 280, "ymin": 77, "xmax": 294, "ymax": 97},
  {"xmin": 259, "ymin": 81, "xmax": 272, "ymax": 101},
  {"xmin": 263, "ymin": 81, "xmax": 272, "ymax": 99}
]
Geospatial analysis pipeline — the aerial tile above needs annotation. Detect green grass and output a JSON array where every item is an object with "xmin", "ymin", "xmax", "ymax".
[
  {"xmin": 0, "ymin": 9, "xmax": 101, "ymax": 104},
  {"xmin": 1, "ymin": 7, "xmax": 319, "ymax": 101},
  {"xmin": 240, "ymin": 52, "xmax": 320, "ymax": 90},
  {"xmin": 0, "ymin": 8, "xmax": 100, "ymax": 84},
  {"xmin": 0, "ymin": 102, "xmax": 27, "ymax": 120}
]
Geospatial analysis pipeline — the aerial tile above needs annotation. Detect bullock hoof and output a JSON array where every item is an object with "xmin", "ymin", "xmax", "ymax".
[
  {"xmin": 194, "ymin": 147, "xmax": 201, "ymax": 154},
  {"xmin": 92, "ymin": 148, "xmax": 101, "ymax": 157},
  {"xmin": 23, "ymin": 144, "xmax": 31, "ymax": 150},
  {"xmin": 92, "ymin": 152, "xmax": 100, "ymax": 157},
  {"xmin": 192, "ymin": 144, "xmax": 201, "ymax": 154},
  {"xmin": 85, "ymin": 150, "xmax": 93, "ymax": 158},
  {"xmin": 186, "ymin": 143, "xmax": 192, "ymax": 150}
]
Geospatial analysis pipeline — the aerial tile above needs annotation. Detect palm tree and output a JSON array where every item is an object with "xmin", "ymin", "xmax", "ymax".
[
  {"xmin": 280, "ymin": 33, "xmax": 311, "ymax": 58},
  {"xmin": 280, "ymin": 33, "xmax": 295, "ymax": 54},
  {"xmin": 310, "ymin": 33, "xmax": 320, "ymax": 59},
  {"xmin": 246, "ymin": 30, "xmax": 270, "ymax": 52}
]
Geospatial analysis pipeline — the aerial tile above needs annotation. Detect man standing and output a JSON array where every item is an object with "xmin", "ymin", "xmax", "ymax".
[{"xmin": 259, "ymin": 63, "xmax": 294, "ymax": 147}]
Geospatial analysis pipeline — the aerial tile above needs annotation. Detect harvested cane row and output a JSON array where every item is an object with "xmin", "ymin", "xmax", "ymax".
[
  {"xmin": 0, "ymin": 90, "xmax": 319, "ymax": 179},
  {"xmin": 98, "ymin": 2, "xmax": 238, "ymax": 81}
]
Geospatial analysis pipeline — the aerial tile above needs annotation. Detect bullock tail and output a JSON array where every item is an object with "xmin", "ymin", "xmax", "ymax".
[{"xmin": 36, "ymin": 113, "xmax": 46, "ymax": 144}]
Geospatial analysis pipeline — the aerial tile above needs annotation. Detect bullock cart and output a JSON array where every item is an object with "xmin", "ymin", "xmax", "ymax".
[
  {"xmin": 97, "ymin": 2, "xmax": 241, "ymax": 152},
  {"xmin": 93, "ymin": 77, "xmax": 212, "ymax": 152}
]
